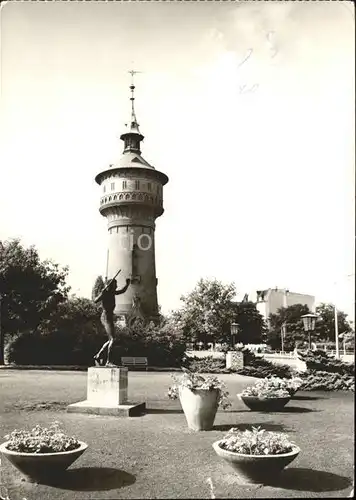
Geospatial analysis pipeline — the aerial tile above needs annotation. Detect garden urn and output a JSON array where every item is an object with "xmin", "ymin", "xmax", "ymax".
[{"xmin": 179, "ymin": 387, "xmax": 219, "ymax": 431}]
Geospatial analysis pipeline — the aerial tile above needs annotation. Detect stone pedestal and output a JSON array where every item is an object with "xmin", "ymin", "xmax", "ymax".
[
  {"xmin": 67, "ymin": 367, "xmax": 145, "ymax": 417},
  {"xmin": 226, "ymin": 351, "xmax": 244, "ymax": 371}
]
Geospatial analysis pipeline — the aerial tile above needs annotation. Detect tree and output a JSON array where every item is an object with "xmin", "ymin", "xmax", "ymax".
[
  {"xmin": 172, "ymin": 278, "xmax": 237, "ymax": 346},
  {"xmin": 267, "ymin": 303, "xmax": 311, "ymax": 350},
  {"xmin": 315, "ymin": 303, "xmax": 352, "ymax": 342},
  {"xmin": 0, "ymin": 239, "xmax": 70, "ymax": 363},
  {"xmin": 92, "ymin": 275, "xmax": 105, "ymax": 301},
  {"xmin": 233, "ymin": 301, "xmax": 267, "ymax": 345}
]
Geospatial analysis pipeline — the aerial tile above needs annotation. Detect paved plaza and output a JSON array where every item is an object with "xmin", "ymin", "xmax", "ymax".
[{"xmin": 0, "ymin": 370, "xmax": 354, "ymax": 499}]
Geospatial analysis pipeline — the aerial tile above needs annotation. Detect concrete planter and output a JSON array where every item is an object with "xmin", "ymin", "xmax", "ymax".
[
  {"xmin": 0, "ymin": 441, "xmax": 88, "ymax": 482},
  {"xmin": 212, "ymin": 440, "xmax": 300, "ymax": 484},
  {"xmin": 237, "ymin": 394, "xmax": 291, "ymax": 412},
  {"xmin": 179, "ymin": 387, "xmax": 219, "ymax": 431}
]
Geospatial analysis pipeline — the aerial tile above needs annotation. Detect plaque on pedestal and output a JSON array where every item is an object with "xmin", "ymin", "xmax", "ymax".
[{"xmin": 67, "ymin": 367, "xmax": 145, "ymax": 417}]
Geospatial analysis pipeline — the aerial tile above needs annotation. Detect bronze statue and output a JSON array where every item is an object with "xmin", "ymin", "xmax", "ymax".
[{"xmin": 93, "ymin": 272, "xmax": 130, "ymax": 367}]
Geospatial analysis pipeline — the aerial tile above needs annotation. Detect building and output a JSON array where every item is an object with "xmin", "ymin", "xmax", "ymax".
[
  {"xmin": 95, "ymin": 75, "xmax": 168, "ymax": 324},
  {"xmin": 255, "ymin": 287, "xmax": 315, "ymax": 327}
]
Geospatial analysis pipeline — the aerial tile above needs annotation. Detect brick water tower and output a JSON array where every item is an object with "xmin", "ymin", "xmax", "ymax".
[{"xmin": 95, "ymin": 73, "xmax": 168, "ymax": 324}]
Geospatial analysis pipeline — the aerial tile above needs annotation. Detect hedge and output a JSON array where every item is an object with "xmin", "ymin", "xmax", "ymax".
[
  {"xmin": 300, "ymin": 370, "xmax": 354, "ymax": 392},
  {"xmin": 298, "ymin": 350, "xmax": 354, "ymax": 376}
]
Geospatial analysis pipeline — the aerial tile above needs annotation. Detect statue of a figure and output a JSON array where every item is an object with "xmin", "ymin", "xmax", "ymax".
[{"xmin": 93, "ymin": 275, "xmax": 130, "ymax": 367}]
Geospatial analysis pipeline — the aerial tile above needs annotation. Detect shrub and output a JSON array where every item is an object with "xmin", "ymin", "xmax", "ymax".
[
  {"xmin": 111, "ymin": 317, "xmax": 187, "ymax": 368},
  {"xmin": 298, "ymin": 350, "xmax": 354, "ymax": 376},
  {"xmin": 214, "ymin": 343, "xmax": 231, "ymax": 353},
  {"xmin": 218, "ymin": 426, "xmax": 296, "ymax": 455},
  {"xmin": 300, "ymin": 370, "xmax": 354, "ymax": 392},
  {"xmin": 7, "ymin": 328, "xmax": 105, "ymax": 366},
  {"xmin": 183, "ymin": 356, "xmax": 227, "ymax": 373}
]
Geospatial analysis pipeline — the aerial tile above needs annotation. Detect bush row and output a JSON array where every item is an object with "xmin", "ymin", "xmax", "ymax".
[
  {"xmin": 6, "ymin": 316, "xmax": 187, "ymax": 368},
  {"xmin": 184, "ymin": 350, "xmax": 294, "ymax": 378},
  {"xmin": 185, "ymin": 349, "xmax": 355, "ymax": 392},
  {"xmin": 300, "ymin": 370, "xmax": 355, "ymax": 392},
  {"xmin": 182, "ymin": 356, "xmax": 228, "ymax": 373},
  {"xmin": 298, "ymin": 350, "xmax": 354, "ymax": 376},
  {"xmin": 235, "ymin": 365, "xmax": 294, "ymax": 379}
]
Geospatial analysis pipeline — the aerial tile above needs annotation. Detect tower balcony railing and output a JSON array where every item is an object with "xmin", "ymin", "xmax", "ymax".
[{"xmin": 100, "ymin": 192, "xmax": 162, "ymax": 207}]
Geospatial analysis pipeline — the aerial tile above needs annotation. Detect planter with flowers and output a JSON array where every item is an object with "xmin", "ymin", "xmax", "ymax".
[
  {"xmin": 0, "ymin": 421, "xmax": 87, "ymax": 482},
  {"xmin": 270, "ymin": 377, "xmax": 303, "ymax": 397},
  {"xmin": 212, "ymin": 426, "xmax": 300, "ymax": 484},
  {"xmin": 238, "ymin": 379, "xmax": 291, "ymax": 411},
  {"xmin": 167, "ymin": 369, "xmax": 231, "ymax": 430},
  {"xmin": 264, "ymin": 376, "xmax": 304, "ymax": 397}
]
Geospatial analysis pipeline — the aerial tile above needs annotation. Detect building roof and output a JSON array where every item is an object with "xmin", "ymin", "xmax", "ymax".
[{"xmin": 116, "ymin": 151, "xmax": 154, "ymax": 169}]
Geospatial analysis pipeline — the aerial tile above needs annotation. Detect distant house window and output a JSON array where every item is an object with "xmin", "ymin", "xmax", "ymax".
[
  {"xmin": 122, "ymin": 181, "xmax": 127, "ymax": 189},
  {"xmin": 135, "ymin": 180, "xmax": 140, "ymax": 190},
  {"xmin": 147, "ymin": 183, "xmax": 151, "ymax": 192},
  {"xmin": 111, "ymin": 182, "xmax": 115, "ymax": 191}
]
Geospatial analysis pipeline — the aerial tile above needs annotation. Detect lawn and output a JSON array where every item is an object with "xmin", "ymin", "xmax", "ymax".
[{"xmin": 0, "ymin": 369, "xmax": 354, "ymax": 499}]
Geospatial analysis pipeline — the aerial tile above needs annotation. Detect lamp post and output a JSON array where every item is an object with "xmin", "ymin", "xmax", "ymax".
[
  {"xmin": 301, "ymin": 313, "xmax": 318, "ymax": 350},
  {"xmin": 230, "ymin": 322, "xmax": 239, "ymax": 349},
  {"xmin": 281, "ymin": 322, "xmax": 286, "ymax": 353},
  {"xmin": 334, "ymin": 304, "xmax": 340, "ymax": 359}
]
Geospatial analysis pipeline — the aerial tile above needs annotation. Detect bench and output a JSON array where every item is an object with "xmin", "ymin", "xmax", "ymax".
[{"xmin": 121, "ymin": 357, "xmax": 148, "ymax": 371}]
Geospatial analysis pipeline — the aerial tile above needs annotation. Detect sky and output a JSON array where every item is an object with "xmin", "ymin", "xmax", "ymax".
[{"xmin": 0, "ymin": 1, "xmax": 355, "ymax": 320}]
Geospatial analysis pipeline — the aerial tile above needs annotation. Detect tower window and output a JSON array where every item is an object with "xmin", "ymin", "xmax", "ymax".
[
  {"xmin": 135, "ymin": 180, "xmax": 140, "ymax": 190},
  {"xmin": 103, "ymin": 185, "xmax": 106, "ymax": 193},
  {"xmin": 122, "ymin": 181, "xmax": 127, "ymax": 189},
  {"xmin": 147, "ymin": 182, "xmax": 151, "ymax": 192},
  {"xmin": 111, "ymin": 182, "xmax": 115, "ymax": 191},
  {"xmin": 156, "ymin": 185, "xmax": 159, "ymax": 194}
]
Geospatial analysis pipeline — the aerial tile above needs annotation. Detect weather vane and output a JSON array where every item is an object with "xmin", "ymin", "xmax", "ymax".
[{"xmin": 128, "ymin": 68, "xmax": 143, "ymax": 86}]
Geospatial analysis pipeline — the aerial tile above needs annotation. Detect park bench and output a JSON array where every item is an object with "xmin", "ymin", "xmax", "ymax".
[{"xmin": 121, "ymin": 356, "xmax": 148, "ymax": 371}]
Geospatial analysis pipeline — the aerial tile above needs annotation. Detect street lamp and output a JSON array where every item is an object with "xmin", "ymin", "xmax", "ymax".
[
  {"xmin": 301, "ymin": 313, "xmax": 318, "ymax": 350},
  {"xmin": 281, "ymin": 323, "xmax": 286, "ymax": 353},
  {"xmin": 230, "ymin": 322, "xmax": 239, "ymax": 348}
]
